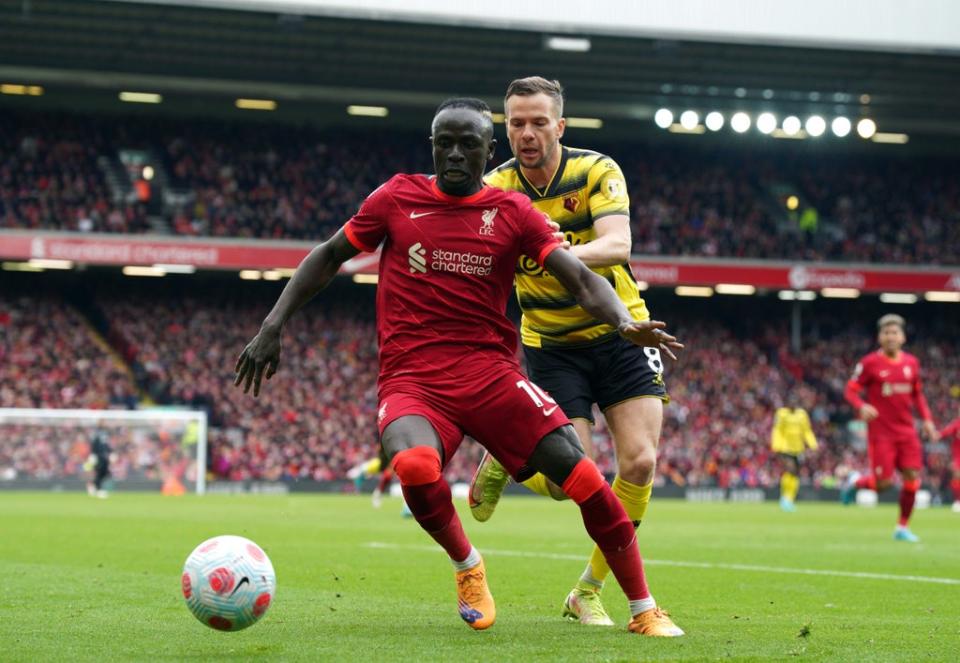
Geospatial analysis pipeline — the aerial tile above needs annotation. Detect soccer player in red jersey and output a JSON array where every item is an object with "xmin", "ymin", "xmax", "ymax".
[
  {"xmin": 938, "ymin": 411, "xmax": 960, "ymax": 512},
  {"xmin": 842, "ymin": 314, "xmax": 938, "ymax": 541},
  {"xmin": 234, "ymin": 98, "xmax": 685, "ymax": 637}
]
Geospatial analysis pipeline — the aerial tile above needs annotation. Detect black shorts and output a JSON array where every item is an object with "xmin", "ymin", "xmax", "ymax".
[
  {"xmin": 523, "ymin": 335, "xmax": 668, "ymax": 424},
  {"xmin": 777, "ymin": 452, "xmax": 802, "ymax": 469}
]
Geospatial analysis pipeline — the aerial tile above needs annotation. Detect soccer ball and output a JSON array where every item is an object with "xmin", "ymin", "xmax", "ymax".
[{"xmin": 181, "ymin": 535, "xmax": 277, "ymax": 631}]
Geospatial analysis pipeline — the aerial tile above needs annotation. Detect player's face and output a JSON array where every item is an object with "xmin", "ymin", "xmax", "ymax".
[
  {"xmin": 431, "ymin": 108, "xmax": 495, "ymax": 196},
  {"xmin": 878, "ymin": 324, "xmax": 905, "ymax": 353},
  {"xmin": 505, "ymin": 93, "xmax": 565, "ymax": 169}
]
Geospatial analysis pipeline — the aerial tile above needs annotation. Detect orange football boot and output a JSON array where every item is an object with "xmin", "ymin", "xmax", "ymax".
[
  {"xmin": 455, "ymin": 557, "xmax": 496, "ymax": 630},
  {"xmin": 627, "ymin": 607, "xmax": 684, "ymax": 637}
]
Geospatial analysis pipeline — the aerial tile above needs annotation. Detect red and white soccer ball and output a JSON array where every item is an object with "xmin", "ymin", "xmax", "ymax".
[{"xmin": 181, "ymin": 535, "xmax": 277, "ymax": 631}]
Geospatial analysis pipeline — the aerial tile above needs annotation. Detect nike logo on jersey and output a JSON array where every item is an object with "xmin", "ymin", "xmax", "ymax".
[
  {"xmin": 542, "ymin": 405, "xmax": 559, "ymax": 417},
  {"xmin": 409, "ymin": 211, "xmax": 437, "ymax": 219}
]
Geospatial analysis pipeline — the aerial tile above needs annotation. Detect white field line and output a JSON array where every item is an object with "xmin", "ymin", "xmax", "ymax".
[{"xmin": 365, "ymin": 542, "xmax": 960, "ymax": 586}]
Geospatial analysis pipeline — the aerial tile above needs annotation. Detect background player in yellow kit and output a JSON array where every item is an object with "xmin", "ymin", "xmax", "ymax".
[
  {"xmin": 770, "ymin": 395, "xmax": 818, "ymax": 512},
  {"xmin": 470, "ymin": 77, "xmax": 674, "ymax": 627}
]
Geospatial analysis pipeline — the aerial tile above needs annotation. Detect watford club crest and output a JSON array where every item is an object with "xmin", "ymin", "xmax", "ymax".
[{"xmin": 563, "ymin": 195, "xmax": 580, "ymax": 213}]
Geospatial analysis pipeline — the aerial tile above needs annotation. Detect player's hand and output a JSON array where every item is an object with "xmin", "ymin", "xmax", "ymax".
[
  {"xmin": 617, "ymin": 320, "xmax": 684, "ymax": 360},
  {"xmin": 922, "ymin": 420, "xmax": 938, "ymax": 441},
  {"xmin": 545, "ymin": 219, "xmax": 571, "ymax": 249},
  {"xmin": 234, "ymin": 325, "xmax": 282, "ymax": 397},
  {"xmin": 859, "ymin": 404, "xmax": 879, "ymax": 421}
]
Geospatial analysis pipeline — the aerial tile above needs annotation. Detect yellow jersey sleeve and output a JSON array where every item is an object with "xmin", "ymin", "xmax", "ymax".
[
  {"xmin": 802, "ymin": 411, "xmax": 819, "ymax": 451},
  {"xmin": 770, "ymin": 408, "xmax": 786, "ymax": 451},
  {"xmin": 587, "ymin": 157, "xmax": 630, "ymax": 220}
]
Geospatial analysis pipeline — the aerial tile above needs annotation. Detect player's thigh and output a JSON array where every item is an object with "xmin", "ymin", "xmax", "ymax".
[
  {"xmin": 523, "ymin": 344, "xmax": 595, "ymax": 423},
  {"xmin": 462, "ymin": 367, "xmax": 571, "ymax": 478},
  {"xmin": 605, "ymin": 396, "xmax": 663, "ymax": 459},
  {"xmin": 594, "ymin": 337, "xmax": 668, "ymax": 423},
  {"xmin": 571, "ymin": 418, "xmax": 595, "ymax": 459},
  {"xmin": 867, "ymin": 438, "xmax": 897, "ymax": 482},
  {"xmin": 895, "ymin": 437, "xmax": 923, "ymax": 476},
  {"xmin": 377, "ymin": 391, "xmax": 463, "ymax": 465},
  {"xmin": 778, "ymin": 453, "xmax": 800, "ymax": 475}
]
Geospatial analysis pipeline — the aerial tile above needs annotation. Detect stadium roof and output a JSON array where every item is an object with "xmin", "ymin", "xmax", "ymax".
[{"xmin": 2, "ymin": 0, "xmax": 960, "ymax": 142}]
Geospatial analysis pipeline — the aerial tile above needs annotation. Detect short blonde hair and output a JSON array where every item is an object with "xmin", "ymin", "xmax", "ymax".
[{"xmin": 877, "ymin": 313, "xmax": 906, "ymax": 331}]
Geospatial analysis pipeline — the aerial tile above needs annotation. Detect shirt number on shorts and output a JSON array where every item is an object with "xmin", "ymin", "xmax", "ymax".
[
  {"xmin": 644, "ymin": 347, "xmax": 664, "ymax": 374},
  {"xmin": 516, "ymin": 380, "xmax": 558, "ymax": 415}
]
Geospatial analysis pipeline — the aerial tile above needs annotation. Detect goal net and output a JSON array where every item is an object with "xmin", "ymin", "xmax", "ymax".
[{"xmin": 0, "ymin": 408, "xmax": 208, "ymax": 494}]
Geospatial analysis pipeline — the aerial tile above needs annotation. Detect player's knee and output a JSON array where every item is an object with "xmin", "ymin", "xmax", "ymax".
[
  {"xmin": 617, "ymin": 445, "xmax": 657, "ymax": 484},
  {"xmin": 391, "ymin": 446, "xmax": 442, "ymax": 486},
  {"xmin": 528, "ymin": 425, "xmax": 586, "ymax": 485}
]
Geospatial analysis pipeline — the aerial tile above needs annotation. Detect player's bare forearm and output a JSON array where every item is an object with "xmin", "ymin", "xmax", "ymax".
[
  {"xmin": 544, "ymin": 248, "xmax": 682, "ymax": 356},
  {"xmin": 546, "ymin": 248, "xmax": 630, "ymax": 326},
  {"xmin": 261, "ymin": 228, "xmax": 360, "ymax": 331},
  {"xmin": 570, "ymin": 214, "xmax": 631, "ymax": 268},
  {"xmin": 570, "ymin": 234, "xmax": 631, "ymax": 268}
]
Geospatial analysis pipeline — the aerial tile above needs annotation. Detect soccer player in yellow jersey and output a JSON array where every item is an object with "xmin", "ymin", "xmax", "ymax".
[
  {"xmin": 469, "ymin": 76, "xmax": 675, "ymax": 627},
  {"xmin": 770, "ymin": 399, "xmax": 819, "ymax": 512}
]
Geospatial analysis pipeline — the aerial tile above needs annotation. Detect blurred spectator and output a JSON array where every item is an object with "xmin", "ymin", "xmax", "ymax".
[{"xmin": 2, "ymin": 110, "xmax": 958, "ymax": 264}]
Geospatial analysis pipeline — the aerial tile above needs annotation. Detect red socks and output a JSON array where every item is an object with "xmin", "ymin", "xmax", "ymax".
[
  {"xmin": 393, "ymin": 447, "xmax": 471, "ymax": 562},
  {"xmin": 377, "ymin": 468, "xmax": 394, "ymax": 493},
  {"xmin": 562, "ymin": 459, "xmax": 650, "ymax": 601},
  {"xmin": 898, "ymin": 478, "xmax": 920, "ymax": 527}
]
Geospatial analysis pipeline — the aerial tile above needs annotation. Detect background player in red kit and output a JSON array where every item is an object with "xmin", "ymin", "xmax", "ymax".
[
  {"xmin": 842, "ymin": 314, "xmax": 937, "ymax": 542},
  {"xmin": 938, "ymin": 410, "xmax": 960, "ymax": 513},
  {"xmin": 234, "ymin": 98, "xmax": 685, "ymax": 637}
]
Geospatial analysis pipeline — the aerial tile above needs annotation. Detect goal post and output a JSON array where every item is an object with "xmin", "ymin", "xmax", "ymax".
[{"xmin": 0, "ymin": 408, "xmax": 209, "ymax": 494}]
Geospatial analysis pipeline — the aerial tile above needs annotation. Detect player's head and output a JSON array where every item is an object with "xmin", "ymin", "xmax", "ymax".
[
  {"xmin": 876, "ymin": 313, "xmax": 906, "ymax": 353},
  {"xmin": 430, "ymin": 97, "xmax": 496, "ymax": 196},
  {"xmin": 503, "ymin": 76, "xmax": 565, "ymax": 169}
]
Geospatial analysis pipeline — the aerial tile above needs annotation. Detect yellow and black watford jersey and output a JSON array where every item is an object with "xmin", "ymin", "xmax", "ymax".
[
  {"xmin": 770, "ymin": 407, "xmax": 819, "ymax": 455},
  {"xmin": 485, "ymin": 146, "xmax": 649, "ymax": 348}
]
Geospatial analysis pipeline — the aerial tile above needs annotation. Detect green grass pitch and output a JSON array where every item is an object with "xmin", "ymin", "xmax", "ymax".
[{"xmin": 1, "ymin": 492, "xmax": 957, "ymax": 661}]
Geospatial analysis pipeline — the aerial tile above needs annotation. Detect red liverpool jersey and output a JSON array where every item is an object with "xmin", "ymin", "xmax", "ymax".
[
  {"xmin": 940, "ymin": 418, "xmax": 960, "ymax": 460},
  {"xmin": 844, "ymin": 350, "xmax": 932, "ymax": 440},
  {"xmin": 344, "ymin": 174, "xmax": 560, "ymax": 382}
]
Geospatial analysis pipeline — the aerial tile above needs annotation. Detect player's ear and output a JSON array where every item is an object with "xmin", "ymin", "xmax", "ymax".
[
  {"xmin": 556, "ymin": 117, "xmax": 566, "ymax": 139},
  {"xmin": 487, "ymin": 138, "xmax": 497, "ymax": 161}
]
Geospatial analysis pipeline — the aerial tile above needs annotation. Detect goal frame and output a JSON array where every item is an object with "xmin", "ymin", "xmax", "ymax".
[{"xmin": 0, "ymin": 408, "xmax": 209, "ymax": 494}]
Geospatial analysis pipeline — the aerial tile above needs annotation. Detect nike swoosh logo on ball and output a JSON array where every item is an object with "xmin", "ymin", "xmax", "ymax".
[{"xmin": 229, "ymin": 577, "xmax": 250, "ymax": 597}]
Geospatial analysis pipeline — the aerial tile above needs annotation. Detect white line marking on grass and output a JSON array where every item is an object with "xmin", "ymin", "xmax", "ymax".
[{"xmin": 365, "ymin": 542, "xmax": 960, "ymax": 586}]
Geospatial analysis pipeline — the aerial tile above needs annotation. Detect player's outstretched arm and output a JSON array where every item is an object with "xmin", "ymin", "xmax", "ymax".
[
  {"xmin": 543, "ymin": 248, "xmax": 683, "ymax": 359},
  {"xmin": 234, "ymin": 228, "xmax": 360, "ymax": 396}
]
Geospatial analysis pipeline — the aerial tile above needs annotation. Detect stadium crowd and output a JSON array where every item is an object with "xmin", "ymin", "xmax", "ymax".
[
  {"xmin": 2, "ymin": 289, "xmax": 956, "ymax": 492},
  {"xmin": 0, "ymin": 112, "xmax": 150, "ymax": 233},
  {"xmin": 2, "ymin": 110, "xmax": 959, "ymax": 264}
]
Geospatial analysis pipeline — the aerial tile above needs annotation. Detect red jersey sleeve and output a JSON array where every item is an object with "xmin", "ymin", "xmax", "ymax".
[
  {"xmin": 844, "ymin": 358, "xmax": 870, "ymax": 411},
  {"xmin": 517, "ymin": 203, "xmax": 561, "ymax": 267},
  {"xmin": 940, "ymin": 417, "xmax": 960, "ymax": 440},
  {"xmin": 911, "ymin": 359, "xmax": 933, "ymax": 421},
  {"xmin": 344, "ymin": 178, "xmax": 397, "ymax": 252}
]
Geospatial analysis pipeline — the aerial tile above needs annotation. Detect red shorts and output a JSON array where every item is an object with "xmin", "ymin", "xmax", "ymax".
[
  {"xmin": 868, "ymin": 435, "xmax": 922, "ymax": 481},
  {"xmin": 377, "ymin": 357, "xmax": 570, "ymax": 478}
]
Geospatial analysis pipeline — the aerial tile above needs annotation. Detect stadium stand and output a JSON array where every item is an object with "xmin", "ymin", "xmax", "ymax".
[
  {"xmin": 2, "ymin": 283, "xmax": 955, "ymax": 491},
  {"xmin": 2, "ymin": 110, "xmax": 959, "ymax": 264}
]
